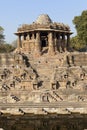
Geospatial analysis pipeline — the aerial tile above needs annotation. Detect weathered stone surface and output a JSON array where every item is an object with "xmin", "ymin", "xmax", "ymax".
[{"xmin": 0, "ymin": 15, "xmax": 87, "ymax": 115}]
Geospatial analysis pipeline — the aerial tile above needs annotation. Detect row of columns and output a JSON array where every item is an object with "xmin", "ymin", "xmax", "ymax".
[{"xmin": 17, "ymin": 31, "xmax": 70, "ymax": 54}]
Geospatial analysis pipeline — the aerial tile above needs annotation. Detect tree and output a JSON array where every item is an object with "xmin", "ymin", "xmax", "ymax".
[
  {"xmin": 0, "ymin": 43, "xmax": 15, "ymax": 53},
  {"xmin": 0, "ymin": 26, "xmax": 16, "ymax": 53},
  {"xmin": 73, "ymin": 10, "xmax": 87, "ymax": 48},
  {"xmin": 0, "ymin": 26, "xmax": 4, "ymax": 44},
  {"xmin": 70, "ymin": 36, "xmax": 85, "ymax": 50}
]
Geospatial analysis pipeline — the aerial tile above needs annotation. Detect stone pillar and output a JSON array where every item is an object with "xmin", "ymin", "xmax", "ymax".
[
  {"xmin": 32, "ymin": 32, "xmax": 34, "ymax": 40},
  {"xmin": 57, "ymin": 33, "xmax": 62, "ymax": 52},
  {"xmin": 22, "ymin": 35, "xmax": 24, "ymax": 41},
  {"xmin": 67, "ymin": 34, "xmax": 70, "ymax": 51},
  {"xmin": 54, "ymin": 32, "xmax": 57, "ymax": 52},
  {"xmin": 34, "ymin": 32, "xmax": 41, "ymax": 56},
  {"xmin": 28, "ymin": 34, "xmax": 31, "ymax": 40},
  {"xmin": 48, "ymin": 32, "xmax": 55, "ymax": 55},
  {"xmin": 17, "ymin": 35, "xmax": 21, "ymax": 49},
  {"xmin": 62, "ymin": 33, "xmax": 66, "ymax": 51},
  {"xmin": 26, "ymin": 33, "xmax": 30, "ymax": 40}
]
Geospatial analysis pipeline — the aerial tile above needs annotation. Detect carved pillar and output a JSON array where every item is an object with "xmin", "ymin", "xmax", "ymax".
[
  {"xmin": 22, "ymin": 34, "xmax": 24, "ymax": 41},
  {"xmin": 57, "ymin": 33, "xmax": 62, "ymax": 52},
  {"xmin": 62, "ymin": 33, "xmax": 66, "ymax": 51},
  {"xmin": 48, "ymin": 32, "xmax": 55, "ymax": 55},
  {"xmin": 28, "ymin": 34, "xmax": 31, "ymax": 40},
  {"xmin": 54, "ymin": 32, "xmax": 57, "ymax": 52},
  {"xmin": 26, "ymin": 33, "xmax": 30, "ymax": 40},
  {"xmin": 32, "ymin": 32, "xmax": 34, "ymax": 40},
  {"xmin": 67, "ymin": 34, "xmax": 70, "ymax": 51},
  {"xmin": 26, "ymin": 33, "xmax": 30, "ymax": 52},
  {"xmin": 34, "ymin": 32, "xmax": 41, "ymax": 55},
  {"xmin": 17, "ymin": 35, "xmax": 21, "ymax": 49}
]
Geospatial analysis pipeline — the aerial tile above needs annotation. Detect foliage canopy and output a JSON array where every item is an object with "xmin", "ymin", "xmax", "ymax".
[
  {"xmin": 71, "ymin": 10, "xmax": 87, "ymax": 50},
  {"xmin": 0, "ymin": 26, "xmax": 15, "ymax": 53},
  {"xmin": 0, "ymin": 26, "xmax": 4, "ymax": 44}
]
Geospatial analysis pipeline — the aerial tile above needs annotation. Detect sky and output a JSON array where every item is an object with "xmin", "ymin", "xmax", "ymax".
[{"xmin": 0, "ymin": 0, "xmax": 87, "ymax": 44}]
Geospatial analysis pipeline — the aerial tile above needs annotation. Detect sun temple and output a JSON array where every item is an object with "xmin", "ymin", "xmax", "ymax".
[{"xmin": 0, "ymin": 14, "xmax": 87, "ymax": 115}]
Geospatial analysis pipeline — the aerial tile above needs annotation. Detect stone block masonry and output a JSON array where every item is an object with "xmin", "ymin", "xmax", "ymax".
[{"xmin": 0, "ymin": 14, "xmax": 87, "ymax": 115}]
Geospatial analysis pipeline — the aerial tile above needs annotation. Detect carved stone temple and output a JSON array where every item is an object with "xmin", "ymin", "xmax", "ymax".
[
  {"xmin": 0, "ymin": 14, "xmax": 87, "ymax": 115},
  {"xmin": 15, "ymin": 14, "xmax": 72, "ymax": 55}
]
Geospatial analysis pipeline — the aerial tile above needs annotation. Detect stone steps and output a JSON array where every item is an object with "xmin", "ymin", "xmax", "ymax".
[{"xmin": 0, "ymin": 101, "xmax": 87, "ymax": 108}]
